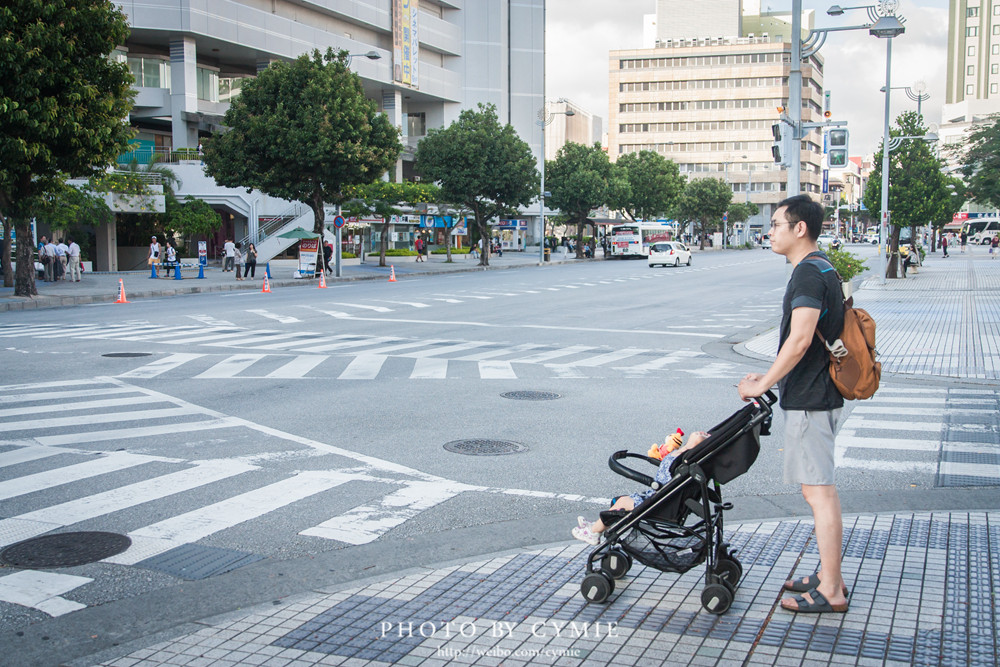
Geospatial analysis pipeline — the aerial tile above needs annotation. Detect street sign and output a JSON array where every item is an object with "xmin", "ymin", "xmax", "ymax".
[
  {"xmin": 332, "ymin": 215, "xmax": 346, "ymax": 229},
  {"xmin": 722, "ymin": 213, "xmax": 728, "ymax": 223}
]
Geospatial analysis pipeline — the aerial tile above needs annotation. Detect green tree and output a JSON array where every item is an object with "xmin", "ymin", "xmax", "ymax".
[
  {"xmin": 609, "ymin": 150, "xmax": 686, "ymax": 223},
  {"xmin": 956, "ymin": 114, "xmax": 1000, "ymax": 209},
  {"xmin": 864, "ymin": 112, "xmax": 960, "ymax": 278},
  {"xmin": 167, "ymin": 195, "xmax": 222, "ymax": 240},
  {"xmin": 676, "ymin": 178, "xmax": 732, "ymax": 250},
  {"xmin": 343, "ymin": 181, "xmax": 439, "ymax": 266},
  {"xmin": 204, "ymin": 48, "xmax": 401, "ymax": 244},
  {"xmin": 0, "ymin": 0, "xmax": 135, "ymax": 295},
  {"xmin": 416, "ymin": 104, "xmax": 539, "ymax": 267},
  {"xmin": 546, "ymin": 142, "xmax": 612, "ymax": 259}
]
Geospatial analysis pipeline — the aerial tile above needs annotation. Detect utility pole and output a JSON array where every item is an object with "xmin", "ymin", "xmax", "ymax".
[{"xmin": 788, "ymin": 0, "xmax": 803, "ymax": 198}]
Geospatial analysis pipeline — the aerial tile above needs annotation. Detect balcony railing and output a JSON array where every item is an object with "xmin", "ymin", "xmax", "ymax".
[{"xmin": 117, "ymin": 147, "xmax": 201, "ymax": 166}]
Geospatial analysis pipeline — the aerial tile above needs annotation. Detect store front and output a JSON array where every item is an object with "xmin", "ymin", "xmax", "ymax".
[
  {"xmin": 497, "ymin": 219, "xmax": 528, "ymax": 251},
  {"xmin": 419, "ymin": 214, "xmax": 470, "ymax": 250}
]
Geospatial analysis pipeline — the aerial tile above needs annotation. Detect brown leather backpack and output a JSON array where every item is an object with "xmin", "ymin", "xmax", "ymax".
[{"xmin": 817, "ymin": 295, "xmax": 881, "ymax": 400}]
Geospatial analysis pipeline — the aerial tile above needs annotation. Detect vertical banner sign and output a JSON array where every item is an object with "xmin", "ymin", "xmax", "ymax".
[
  {"xmin": 198, "ymin": 241, "xmax": 207, "ymax": 266},
  {"xmin": 393, "ymin": 0, "xmax": 418, "ymax": 87},
  {"xmin": 299, "ymin": 238, "xmax": 319, "ymax": 274}
]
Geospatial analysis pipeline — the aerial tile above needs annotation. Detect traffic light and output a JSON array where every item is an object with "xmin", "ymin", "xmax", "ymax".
[
  {"xmin": 824, "ymin": 90, "xmax": 832, "ymax": 118},
  {"xmin": 828, "ymin": 129, "xmax": 849, "ymax": 168},
  {"xmin": 771, "ymin": 123, "xmax": 783, "ymax": 164}
]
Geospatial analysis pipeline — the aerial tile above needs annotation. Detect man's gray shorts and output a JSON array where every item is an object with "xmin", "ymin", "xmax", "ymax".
[{"xmin": 783, "ymin": 409, "xmax": 842, "ymax": 485}]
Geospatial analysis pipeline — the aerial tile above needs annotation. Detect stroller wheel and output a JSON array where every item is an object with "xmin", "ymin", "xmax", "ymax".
[
  {"xmin": 700, "ymin": 583, "xmax": 733, "ymax": 615},
  {"xmin": 601, "ymin": 550, "xmax": 632, "ymax": 580},
  {"xmin": 581, "ymin": 572, "xmax": 615, "ymax": 604},
  {"xmin": 714, "ymin": 558, "xmax": 742, "ymax": 590}
]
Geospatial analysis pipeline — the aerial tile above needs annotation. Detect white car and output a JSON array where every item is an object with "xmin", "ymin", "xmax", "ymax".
[
  {"xmin": 761, "ymin": 234, "xmax": 772, "ymax": 250},
  {"xmin": 648, "ymin": 241, "xmax": 691, "ymax": 267},
  {"xmin": 817, "ymin": 234, "xmax": 842, "ymax": 249}
]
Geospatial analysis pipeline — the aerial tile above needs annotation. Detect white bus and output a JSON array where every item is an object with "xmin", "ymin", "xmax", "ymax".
[
  {"xmin": 962, "ymin": 218, "xmax": 1000, "ymax": 245},
  {"xmin": 610, "ymin": 222, "xmax": 675, "ymax": 257}
]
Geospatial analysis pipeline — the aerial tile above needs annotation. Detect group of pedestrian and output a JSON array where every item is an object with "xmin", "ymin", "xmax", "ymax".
[
  {"xmin": 37, "ymin": 236, "xmax": 82, "ymax": 282},
  {"xmin": 221, "ymin": 238, "xmax": 257, "ymax": 279}
]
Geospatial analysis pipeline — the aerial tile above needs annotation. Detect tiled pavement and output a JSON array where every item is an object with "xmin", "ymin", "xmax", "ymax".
[{"xmin": 86, "ymin": 511, "xmax": 999, "ymax": 667}]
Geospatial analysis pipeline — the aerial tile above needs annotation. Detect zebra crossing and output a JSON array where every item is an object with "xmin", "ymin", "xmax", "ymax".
[
  {"xmin": 836, "ymin": 385, "xmax": 1000, "ymax": 486},
  {"xmin": 0, "ymin": 379, "xmax": 606, "ymax": 618}
]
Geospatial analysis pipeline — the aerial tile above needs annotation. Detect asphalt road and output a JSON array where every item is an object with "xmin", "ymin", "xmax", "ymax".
[{"xmin": 1, "ymin": 246, "xmax": 990, "ymax": 666}]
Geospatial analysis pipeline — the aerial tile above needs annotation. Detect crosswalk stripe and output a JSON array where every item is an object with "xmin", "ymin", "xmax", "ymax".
[
  {"xmin": 479, "ymin": 361, "xmax": 517, "ymax": 379},
  {"xmin": 515, "ymin": 345, "xmax": 595, "ymax": 364},
  {"xmin": 550, "ymin": 365, "xmax": 586, "ymax": 378},
  {"xmin": 327, "ymin": 302, "xmax": 393, "ymax": 313},
  {"xmin": 625, "ymin": 352, "xmax": 700, "ymax": 372},
  {"xmin": 35, "ymin": 417, "xmax": 241, "ymax": 446},
  {"xmin": 843, "ymin": 418, "xmax": 942, "ymax": 433},
  {"xmin": 243, "ymin": 333, "xmax": 327, "ymax": 350},
  {"xmin": 0, "ymin": 452, "xmax": 165, "ymax": 500},
  {"xmin": 0, "ymin": 459, "xmax": 258, "ymax": 547},
  {"xmin": 301, "ymin": 480, "xmax": 469, "ymax": 545},
  {"xmin": 246, "ymin": 309, "xmax": 301, "ymax": 323},
  {"xmin": 0, "ymin": 571, "xmax": 92, "ymax": 617},
  {"xmin": 105, "ymin": 470, "xmax": 356, "ymax": 565},
  {"xmin": 837, "ymin": 433, "xmax": 940, "ymax": 452},
  {"xmin": 554, "ymin": 347, "xmax": 648, "ymax": 368},
  {"xmin": 117, "ymin": 325, "xmax": 210, "ymax": 340},
  {"xmin": 265, "ymin": 355, "xmax": 327, "ymax": 378},
  {"xmin": 0, "ymin": 445, "xmax": 67, "ymax": 468},
  {"xmin": 160, "ymin": 330, "xmax": 259, "ymax": 345},
  {"xmin": 373, "ymin": 300, "xmax": 430, "ymax": 308},
  {"xmin": 338, "ymin": 354, "xmax": 388, "ymax": 379},
  {"xmin": 939, "ymin": 460, "xmax": 1000, "ymax": 478},
  {"xmin": 204, "ymin": 332, "xmax": 314, "ymax": 348},
  {"xmin": 356, "ymin": 339, "xmax": 447, "ymax": 355},
  {"xmin": 0, "ymin": 406, "xmax": 200, "ymax": 433},
  {"xmin": 77, "ymin": 325, "xmax": 169, "ymax": 340},
  {"xmin": 455, "ymin": 343, "xmax": 544, "ymax": 361},
  {"xmin": 194, "ymin": 354, "xmax": 268, "ymax": 378},
  {"xmin": 410, "ymin": 358, "xmax": 448, "ymax": 379},
  {"xmin": 119, "ymin": 353, "xmax": 206, "ymax": 379},
  {"xmin": 0, "ymin": 395, "xmax": 166, "ymax": 419},
  {"xmin": 0, "ymin": 386, "xmax": 135, "ymax": 404},
  {"xmin": 401, "ymin": 341, "xmax": 491, "ymax": 358},
  {"xmin": 297, "ymin": 335, "xmax": 403, "ymax": 354},
  {"xmin": 851, "ymin": 405, "xmax": 993, "ymax": 415}
]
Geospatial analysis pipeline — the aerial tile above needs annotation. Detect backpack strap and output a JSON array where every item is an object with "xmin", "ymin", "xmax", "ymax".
[{"xmin": 802, "ymin": 252, "xmax": 850, "ymax": 357}]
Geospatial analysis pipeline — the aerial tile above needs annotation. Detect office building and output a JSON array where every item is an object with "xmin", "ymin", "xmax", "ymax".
[{"xmin": 543, "ymin": 99, "xmax": 603, "ymax": 160}]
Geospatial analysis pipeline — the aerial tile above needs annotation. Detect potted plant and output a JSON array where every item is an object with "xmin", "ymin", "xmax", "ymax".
[{"xmin": 824, "ymin": 245, "xmax": 868, "ymax": 298}]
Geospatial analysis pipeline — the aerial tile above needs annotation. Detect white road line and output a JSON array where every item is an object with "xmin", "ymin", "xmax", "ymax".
[
  {"xmin": 0, "ymin": 395, "xmax": 165, "ymax": 419},
  {"xmin": 78, "ymin": 325, "xmax": 168, "ymax": 340},
  {"xmin": 301, "ymin": 480, "xmax": 470, "ymax": 545},
  {"xmin": 117, "ymin": 326, "xmax": 210, "ymax": 341},
  {"xmin": 105, "ymin": 471, "xmax": 356, "ymax": 565},
  {"xmin": 0, "ymin": 386, "xmax": 135, "ymax": 404},
  {"xmin": 0, "ymin": 571, "xmax": 92, "ymax": 617},
  {"xmin": 837, "ymin": 433, "xmax": 941, "ymax": 452},
  {"xmin": 939, "ymin": 461, "xmax": 1000, "ymax": 478},
  {"xmin": 841, "ymin": 418, "xmax": 943, "ymax": 433},
  {"xmin": 35, "ymin": 418, "xmax": 241, "ymax": 446},
  {"xmin": 450, "ymin": 294, "xmax": 492, "ymax": 300},
  {"xmin": 297, "ymin": 336, "xmax": 403, "ymax": 354},
  {"xmin": 246, "ymin": 309, "xmax": 301, "ymax": 323},
  {"xmin": 243, "ymin": 334, "xmax": 326, "ymax": 350},
  {"xmin": 431, "ymin": 297, "xmax": 463, "ymax": 304},
  {"xmin": 0, "ymin": 459, "xmax": 257, "ymax": 547},
  {"xmin": 851, "ymin": 405, "xmax": 993, "ymax": 415},
  {"xmin": 161, "ymin": 330, "xmax": 258, "ymax": 345},
  {"xmin": 0, "ymin": 452, "xmax": 164, "ymax": 500},
  {"xmin": 549, "ymin": 365, "xmax": 586, "ymax": 378},
  {"xmin": 25, "ymin": 325, "xmax": 125, "ymax": 339},
  {"xmin": 204, "ymin": 332, "xmax": 315, "ymax": 348},
  {"xmin": 356, "ymin": 340, "xmax": 447, "ymax": 355},
  {"xmin": 373, "ymin": 300, "xmax": 430, "ymax": 308},
  {"xmin": 118, "ymin": 353, "xmax": 206, "ymax": 379},
  {"xmin": 186, "ymin": 315, "xmax": 235, "ymax": 327},
  {"xmin": 410, "ymin": 358, "xmax": 448, "ymax": 379},
  {"xmin": 194, "ymin": 354, "xmax": 268, "ymax": 379},
  {"xmin": 265, "ymin": 355, "xmax": 327, "ymax": 378},
  {"xmin": 625, "ymin": 352, "xmax": 701, "ymax": 372},
  {"xmin": 0, "ymin": 445, "xmax": 68, "ymax": 468},
  {"xmin": 455, "ymin": 343, "xmax": 544, "ymax": 361},
  {"xmin": 400, "ymin": 341, "xmax": 491, "ymax": 358},
  {"xmin": 327, "ymin": 302, "xmax": 393, "ymax": 313},
  {"xmin": 852, "ymin": 396, "xmax": 947, "ymax": 405},
  {"xmin": 515, "ymin": 345, "xmax": 595, "ymax": 364},
  {"xmin": 0, "ymin": 378, "xmax": 116, "ymax": 393},
  {"xmin": 479, "ymin": 361, "xmax": 517, "ymax": 379},
  {"xmin": 0, "ymin": 407, "xmax": 200, "ymax": 433},
  {"xmin": 338, "ymin": 355, "xmax": 388, "ymax": 380},
  {"xmin": 554, "ymin": 347, "xmax": 649, "ymax": 368}
]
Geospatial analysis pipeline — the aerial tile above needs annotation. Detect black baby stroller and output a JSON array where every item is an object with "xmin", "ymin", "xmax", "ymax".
[{"xmin": 579, "ymin": 391, "xmax": 775, "ymax": 614}]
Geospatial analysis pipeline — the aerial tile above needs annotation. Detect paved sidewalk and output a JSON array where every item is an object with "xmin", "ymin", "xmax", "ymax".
[
  {"xmin": 82, "ymin": 511, "xmax": 998, "ymax": 667},
  {"xmin": 0, "ymin": 251, "xmax": 579, "ymax": 312}
]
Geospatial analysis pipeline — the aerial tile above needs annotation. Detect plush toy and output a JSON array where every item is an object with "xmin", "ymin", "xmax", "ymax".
[{"xmin": 647, "ymin": 428, "xmax": 684, "ymax": 460}]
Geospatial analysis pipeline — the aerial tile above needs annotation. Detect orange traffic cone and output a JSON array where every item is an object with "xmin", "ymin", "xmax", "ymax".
[
  {"xmin": 262, "ymin": 274, "xmax": 271, "ymax": 293},
  {"xmin": 388, "ymin": 265, "xmax": 397, "ymax": 282},
  {"xmin": 114, "ymin": 279, "xmax": 129, "ymax": 303},
  {"xmin": 318, "ymin": 270, "xmax": 327, "ymax": 288}
]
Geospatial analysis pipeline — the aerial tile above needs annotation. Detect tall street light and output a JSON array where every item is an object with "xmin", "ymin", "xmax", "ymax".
[{"xmin": 536, "ymin": 102, "xmax": 574, "ymax": 263}]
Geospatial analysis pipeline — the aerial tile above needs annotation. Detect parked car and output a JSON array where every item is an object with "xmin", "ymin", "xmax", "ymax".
[
  {"xmin": 818, "ymin": 234, "xmax": 842, "ymax": 249},
  {"xmin": 647, "ymin": 241, "xmax": 691, "ymax": 267},
  {"xmin": 865, "ymin": 233, "xmax": 879, "ymax": 245},
  {"xmin": 761, "ymin": 234, "xmax": 772, "ymax": 250}
]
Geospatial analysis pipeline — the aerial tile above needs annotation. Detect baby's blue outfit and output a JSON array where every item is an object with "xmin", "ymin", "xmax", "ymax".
[{"xmin": 627, "ymin": 452, "xmax": 680, "ymax": 507}]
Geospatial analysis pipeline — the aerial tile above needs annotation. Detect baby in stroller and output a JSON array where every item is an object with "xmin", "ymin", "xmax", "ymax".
[{"xmin": 572, "ymin": 429, "xmax": 709, "ymax": 545}]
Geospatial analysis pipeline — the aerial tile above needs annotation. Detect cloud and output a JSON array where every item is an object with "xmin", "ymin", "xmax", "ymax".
[{"xmin": 546, "ymin": 1, "xmax": 948, "ymax": 155}]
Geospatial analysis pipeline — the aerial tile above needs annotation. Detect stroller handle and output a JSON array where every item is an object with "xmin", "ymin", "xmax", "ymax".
[{"xmin": 608, "ymin": 450, "xmax": 657, "ymax": 487}]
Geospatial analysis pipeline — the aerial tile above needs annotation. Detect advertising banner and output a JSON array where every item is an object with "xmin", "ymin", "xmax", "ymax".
[
  {"xmin": 393, "ymin": 0, "xmax": 419, "ymax": 87},
  {"xmin": 299, "ymin": 238, "xmax": 319, "ymax": 274},
  {"xmin": 198, "ymin": 241, "xmax": 207, "ymax": 266}
]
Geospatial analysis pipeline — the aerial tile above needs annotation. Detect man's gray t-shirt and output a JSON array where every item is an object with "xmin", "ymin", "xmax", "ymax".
[{"xmin": 777, "ymin": 251, "xmax": 845, "ymax": 411}]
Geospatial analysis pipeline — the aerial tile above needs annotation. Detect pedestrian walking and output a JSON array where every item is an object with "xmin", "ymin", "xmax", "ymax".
[
  {"xmin": 234, "ymin": 242, "xmax": 244, "ymax": 280},
  {"xmin": 941, "ymin": 235, "xmax": 948, "ymax": 258},
  {"xmin": 223, "ymin": 238, "xmax": 235, "ymax": 272},
  {"xmin": 991, "ymin": 235, "xmax": 998, "ymax": 259},
  {"xmin": 40, "ymin": 237, "xmax": 55, "ymax": 282},
  {"xmin": 960, "ymin": 230, "xmax": 968, "ymax": 253},
  {"xmin": 738, "ymin": 195, "xmax": 849, "ymax": 615},
  {"xmin": 245, "ymin": 242, "xmax": 258, "ymax": 278},
  {"xmin": 164, "ymin": 241, "xmax": 177, "ymax": 277},
  {"xmin": 55, "ymin": 239, "xmax": 68, "ymax": 280},
  {"xmin": 148, "ymin": 236, "xmax": 161, "ymax": 270},
  {"xmin": 322, "ymin": 240, "xmax": 333, "ymax": 274},
  {"xmin": 414, "ymin": 237, "xmax": 424, "ymax": 262},
  {"xmin": 67, "ymin": 238, "xmax": 81, "ymax": 282}
]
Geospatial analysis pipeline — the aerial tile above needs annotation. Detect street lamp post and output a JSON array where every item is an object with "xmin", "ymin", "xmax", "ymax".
[{"xmin": 536, "ymin": 102, "xmax": 574, "ymax": 263}]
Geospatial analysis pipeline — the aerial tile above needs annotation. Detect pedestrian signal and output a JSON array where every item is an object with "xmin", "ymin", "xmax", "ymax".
[{"xmin": 828, "ymin": 129, "xmax": 849, "ymax": 168}]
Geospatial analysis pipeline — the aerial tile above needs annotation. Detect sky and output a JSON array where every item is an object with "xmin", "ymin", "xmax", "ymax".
[{"xmin": 546, "ymin": 0, "xmax": 949, "ymax": 157}]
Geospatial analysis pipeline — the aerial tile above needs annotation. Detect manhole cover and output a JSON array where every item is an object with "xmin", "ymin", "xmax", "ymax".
[
  {"xmin": 443, "ymin": 439, "xmax": 528, "ymax": 456},
  {"xmin": 0, "ymin": 532, "xmax": 131, "ymax": 568},
  {"xmin": 102, "ymin": 352, "xmax": 152, "ymax": 358},
  {"xmin": 500, "ymin": 391, "xmax": 561, "ymax": 401}
]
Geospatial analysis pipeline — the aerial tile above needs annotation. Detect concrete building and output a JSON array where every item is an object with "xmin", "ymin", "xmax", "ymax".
[
  {"xmin": 103, "ymin": 0, "xmax": 544, "ymax": 268},
  {"xmin": 543, "ymin": 99, "xmax": 603, "ymax": 160},
  {"xmin": 608, "ymin": 2, "xmax": 825, "ymax": 236}
]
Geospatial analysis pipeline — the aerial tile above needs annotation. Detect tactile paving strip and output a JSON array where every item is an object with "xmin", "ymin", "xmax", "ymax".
[{"xmin": 134, "ymin": 543, "xmax": 264, "ymax": 580}]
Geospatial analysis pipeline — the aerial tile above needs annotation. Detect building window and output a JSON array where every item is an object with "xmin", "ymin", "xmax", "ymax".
[
  {"xmin": 995, "ymin": 25, "xmax": 1000, "ymax": 34},
  {"xmin": 197, "ymin": 67, "xmax": 219, "ymax": 102},
  {"xmin": 405, "ymin": 112, "xmax": 426, "ymax": 137},
  {"xmin": 994, "ymin": 44, "xmax": 999, "ymax": 54},
  {"xmin": 970, "ymin": 46, "xmax": 977, "ymax": 56},
  {"xmin": 969, "ymin": 6, "xmax": 980, "ymax": 17},
  {"xmin": 969, "ymin": 65, "xmax": 976, "ymax": 75},
  {"xmin": 993, "ymin": 83, "xmax": 998, "ymax": 93},
  {"xmin": 968, "ymin": 84, "xmax": 976, "ymax": 94},
  {"xmin": 218, "ymin": 76, "xmax": 247, "ymax": 103},
  {"xmin": 995, "ymin": 4, "xmax": 1000, "ymax": 14},
  {"xmin": 128, "ymin": 55, "xmax": 170, "ymax": 89},
  {"xmin": 968, "ymin": 27, "xmax": 979, "ymax": 37},
  {"xmin": 993, "ymin": 64, "xmax": 998, "ymax": 74}
]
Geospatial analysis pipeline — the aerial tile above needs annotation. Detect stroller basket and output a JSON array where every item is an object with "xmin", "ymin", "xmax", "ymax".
[{"xmin": 579, "ymin": 391, "xmax": 776, "ymax": 614}]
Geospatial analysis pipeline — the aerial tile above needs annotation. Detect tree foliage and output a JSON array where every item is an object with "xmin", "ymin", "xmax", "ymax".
[
  {"xmin": 0, "ymin": 0, "xmax": 135, "ymax": 294},
  {"xmin": 416, "ymin": 104, "xmax": 539, "ymax": 266},
  {"xmin": 956, "ymin": 113, "xmax": 1000, "ymax": 209},
  {"xmin": 343, "ymin": 181, "xmax": 440, "ymax": 266},
  {"xmin": 676, "ymin": 178, "xmax": 732, "ymax": 249},
  {"xmin": 546, "ymin": 142, "xmax": 611, "ymax": 258},
  {"xmin": 167, "ymin": 195, "xmax": 222, "ymax": 239},
  {"xmin": 204, "ymin": 48, "xmax": 401, "ymax": 239},
  {"xmin": 608, "ymin": 150, "xmax": 686, "ymax": 223},
  {"xmin": 863, "ymin": 112, "xmax": 962, "ymax": 278}
]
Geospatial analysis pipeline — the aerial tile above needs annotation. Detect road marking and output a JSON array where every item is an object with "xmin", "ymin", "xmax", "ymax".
[
  {"xmin": 194, "ymin": 354, "xmax": 268, "ymax": 378},
  {"xmin": 0, "ymin": 445, "xmax": 68, "ymax": 468},
  {"xmin": 247, "ymin": 309, "xmax": 301, "ymax": 323},
  {"xmin": 186, "ymin": 315, "xmax": 235, "ymax": 327},
  {"xmin": 35, "ymin": 418, "xmax": 241, "ymax": 446},
  {"xmin": 0, "ymin": 395, "xmax": 166, "ymax": 419},
  {"xmin": 356, "ymin": 339, "xmax": 448, "ymax": 355},
  {"xmin": 0, "ymin": 452, "xmax": 165, "ymax": 500},
  {"xmin": 301, "ymin": 480, "xmax": 471, "ymax": 545},
  {"xmin": 479, "ymin": 361, "xmax": 517, "ymax": 379},
  {"xmin": 455, "ymin": 343, "xmax": 543, "ymax": 361},
  {"xmin": 239, "ymin": 333, "xmax": 326, "ymax": 350},
  {"xmin": 553, "ymin": 347, "xmax": 648, "ymax": 368},
  {"xmin": 119, "ymin": 353, "xmax": 206, "ymax": 379},
  {"xmin": 298, "ymin": 335, "xmax": 403, "ymax": 354},
  {"xmin": 0, "ymin": 386, "xmax": 136, "ymax": 404},
  {"xmin": 515, "ymin": 345, "xmax": 595, "ymax": 364},
  {"xmin": 0, "ymin": 406, "xmax": 199, "ymax": 433},
  {"xmin": 400, "ymin": 341, "xmax": 491, "ymax": 358},
  {"xmin": 373, "ymin": 300, "xmax": 431, "ymax": 308},
  {"xmin": 204, "ymin": 332, "xmax": 314, "ymax": 349},
  {"xmin": 0, "ymin": 571, "xmax": 92, "ymax": 617},
  {"xmin": 105, "ymin": 471, "xmax": 356, "ymax": 565},
  {"xmin": 338, "ymin": 355, "xmax": 388, "ymax": 380},
  {"xmin": 162, "ymin": 330, "xmax": 261, "ymax": 345},
  {"xmin": 265, "ymin": 355, "xmax": 328, "ymax": 378},
  {"xmin": 837, "ymin": 432, "xmax": 941, "ymax": 452},
  {"xmin": 410, "ymin": 358, "xmax": 448, "ymax": 379},
  {"xmin": 327, "ymin": 302, "xmax": 393, "ymax": 313},
  {"xmin": 0, "ymin": 459, "xmax": 257, "ymax": 547}
]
